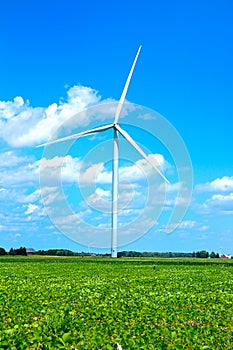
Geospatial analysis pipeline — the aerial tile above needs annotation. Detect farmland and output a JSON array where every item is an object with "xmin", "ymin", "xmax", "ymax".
[{"xmin": 0, "ymin": 257, "xmax": 232, "ymax": 349}]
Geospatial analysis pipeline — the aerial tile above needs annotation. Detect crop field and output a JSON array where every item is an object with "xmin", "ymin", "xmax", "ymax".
[{"xmin": 0, "ymin": 257, "xmax": 232, "ymax": 349}]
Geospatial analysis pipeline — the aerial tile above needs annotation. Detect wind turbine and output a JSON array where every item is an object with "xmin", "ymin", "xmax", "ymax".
[{"xmin": 38, "ymin": 46, "xmax": 169, "ymax": 258}]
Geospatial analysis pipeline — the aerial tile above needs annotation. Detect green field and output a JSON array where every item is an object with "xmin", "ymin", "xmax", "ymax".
[{"xmin": 0, "ymin": 257, "xmax": 232, "ymax": 349}]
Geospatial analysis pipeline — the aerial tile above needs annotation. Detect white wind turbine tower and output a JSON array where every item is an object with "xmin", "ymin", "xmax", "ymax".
[{"xmin": 38, "ymin": 46, "xmax": 169, "ymax": 258}]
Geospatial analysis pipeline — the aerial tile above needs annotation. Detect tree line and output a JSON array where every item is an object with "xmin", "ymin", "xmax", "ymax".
[
  {"xmin": 0, "ymin": 247, "xmax": 226, "ymax": 258},
  {"xmin": 0, "ymin": 247, "xmax": 27, "ymax": 256},
  {"xmin": 192, "ymin": 250, "xmax": 220, "ymax": 258},
  {"xmin": 117, "ymin": 250, "xmax": 221, "ymax": 258}
]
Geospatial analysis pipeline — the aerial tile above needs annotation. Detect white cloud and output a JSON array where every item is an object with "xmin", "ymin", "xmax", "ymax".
[
  {"xmin": 0, "ymin": 86, "xmax": 101, "ymax": 147},
  {"xmin": 203, "ymin": 192, "xmax": 233, "ymax": 214},
  {"xmin": 194, "ymin": 176, "xmax": 233, "ymax": 216},
  {"xmin": 168, "ymin": 220, "xmax": 196, "ymax": 230},
  {"xmin": 41, "ymin": 186, "xmax": 63, "ymax": 206},
  {"xmin": 85, "ymin": 183, "xmax": 140, "ymax": 213},
  {"xmin": 198, "ymin": 225, "xmax": 209, "ymax": 231},
  {"xmin": 0, "ymin": 151, "xmax": 33, "ymax": 168},
  {"xmin": 95, "ymin": 188, "xmax": 111, "ymax": 199},
  {"xmin": 0, "ymin": 155, "xmax": 39, "ymax": 186},
  {"xmin": 0, "ymin": 96, "xmax": 26, "ymax": 119},
  {"xmin": 66, "ymin": 153, "xmax": 168, "ymax": 186},
  {"xmin": 15, "ymin": 233, "xmax": 21, "ymax": 237},
  {"xmin": 132, "ymin": 153, "xmax": 169, "ymax": 176},
  {"xmin": 40, "ymin": 156, "xmax": 65, "ymax": 169},
  {"xmin": 40, "ymin": 155, "xmax": 82, "ymax": 186},
  {"xmin": 178, "ymin": 220, "xmax": 196, "ymax": 229},
  {"xmin": 19, "ymin": 189, "xmax": 41, "ymax": 203},
  {"xmin": 61, "ymin": 156, "xmax": 82, "ymax": 182},
  {"xmin": 79, "ymin": 162, "xmax": 105, "ymax": 184},
  {"xmin": 25, "ymin": 203, "xmax": 39, "ymax": 215},
  {"xmin": 0, "ymin": 161, "xmax": 39, "ymax": 187},
  {"xmin": 53, "ymin": 213, "xmax": 81, "ymax": 226},
  {"xmin": 39, "ymin": 152, "xmax": 173, "ymax": 227},
  {"xmin": 96, "ymin": 153, "xmax": 168, "ymax": 184},
  {"xmin": 119, "ymin": 162, "xmax": 146, "ymax": 181},
  {"xmin": 196, "ymin": 176, "xmax": 233, "ymax": 193}
]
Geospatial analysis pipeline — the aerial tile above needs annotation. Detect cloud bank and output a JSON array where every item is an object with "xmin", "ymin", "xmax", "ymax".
[
  {"xmin": 0, "ymin": 85, "xmax": 232, "ymax": 250},
  {"xmin": 0, "ymin": 86, "xmax": 101, "ymax": 147}
]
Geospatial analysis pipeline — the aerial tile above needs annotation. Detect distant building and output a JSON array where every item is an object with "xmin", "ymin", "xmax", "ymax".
[
  {"xmin": 26, "ymin": 248, "xmax": 36, "ymax": 256},
  {"xmin": 221, "ymin": 254, "xmax": 231, "ymax": 259}
]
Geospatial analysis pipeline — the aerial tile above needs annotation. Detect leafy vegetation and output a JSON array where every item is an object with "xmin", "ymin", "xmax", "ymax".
[
  {"xmin": 0, "ymin": 257, "xmax": 232, "ymax": 349},
  {"xmin": 8, "ymin": 247, "xmax": 27, "ymax": 256}
]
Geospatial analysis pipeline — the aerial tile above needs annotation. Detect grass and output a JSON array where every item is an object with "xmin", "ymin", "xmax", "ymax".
[{"xmin": 0, "ymin": 256, "xmax": 232, "ymax": 349}]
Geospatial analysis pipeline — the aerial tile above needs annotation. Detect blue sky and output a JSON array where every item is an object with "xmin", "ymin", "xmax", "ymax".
[{"xmin": 0, "ymin": 0, "xmax": 232, "ymax": 254}]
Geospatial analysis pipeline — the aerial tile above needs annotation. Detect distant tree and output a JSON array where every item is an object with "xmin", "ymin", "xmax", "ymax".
[
  {"xmin": 195, "ymin": 250, "xmax": 209, "ymax": 258},
  {"xmin": 36, "ymin": 249, "xmax": 75, "ymax": 256},
  {"xmin": 9, "ymin": 247, "xmax": 27, "ymax": 256},
  {"xmin": 15, "ymin": 247, "xmax": 27, "ymax": 256},
  {"xmin": 210, "ymin": 251, "xmax": 216, "ymax": 258},
  {"xmin": 0, "ymin": 247, "xmax": 7, "ymax": 255},
  {"xmin": 118, "ymin": 251, "xmax": 194, "ymax": 258},
  {"xmin": 9, "ymin": 248, "xmax": 16, "ymax": 255},
  {"xmin": 192, "ymin": 251, "xmax": 196, "ymax": 258},
  {"xmin": 21, "ymin": 247, "xmax": 27, "ymax": 256},
  {"xmin": 200, "ymin": 250, "xmax": 209, "ymax": 258},
  {"xmin": 36, "ymin": 250, "xmax": 46, "ymax": 255},
  {"xmin": 215, "ymin": 253, "xmax": 220, "ymax": 258}
]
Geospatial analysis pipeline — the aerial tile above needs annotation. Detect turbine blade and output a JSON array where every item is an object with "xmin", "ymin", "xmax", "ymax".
[
  {"xmin": 36, "ymin": 123, "xmax": 113, "ymax": 148},
  {"xmin": 114, "ymin": 45, "xmax": 142, "ymax": 124},
  {"xmin": 116, "ymin": 124, "xmax": 170, "ymax": 184}
]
